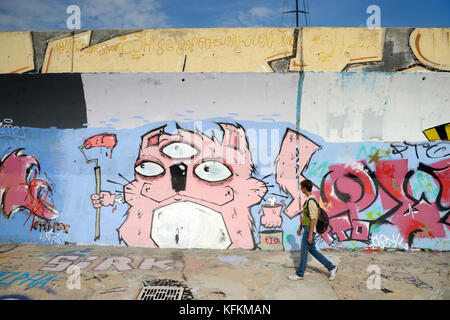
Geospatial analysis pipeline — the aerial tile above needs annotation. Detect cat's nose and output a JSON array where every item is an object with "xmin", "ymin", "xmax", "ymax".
[{"xmin": 170, "ymin": 162, "xmax": 187, "ymax": 192}]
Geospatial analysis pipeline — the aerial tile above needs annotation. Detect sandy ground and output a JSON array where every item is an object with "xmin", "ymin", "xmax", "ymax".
[{"xmin": 0, "ymin": 243, "xmax": 448, "ymax": 300}]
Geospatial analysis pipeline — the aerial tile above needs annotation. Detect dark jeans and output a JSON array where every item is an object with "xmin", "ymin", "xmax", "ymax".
[{"xmin": 295, "ymin": 226, "xmax": 335, "ymax": 277}]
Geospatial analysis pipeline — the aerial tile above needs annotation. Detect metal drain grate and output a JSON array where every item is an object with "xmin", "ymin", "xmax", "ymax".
[{"xmin": 137, "ymin": 286, "xmax": 185, "ymax": 300}]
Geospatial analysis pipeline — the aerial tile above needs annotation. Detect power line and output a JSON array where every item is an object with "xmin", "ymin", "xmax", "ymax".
[
  {"xmin": 281, "ymin": 0, "xmax": 288, "ymax": 26},
  {"xmin": 302, "ymin": 0, "xmax": 308, "ymax": 26},
  {"xmin": 283, "ymin": 0, "xmax": 309, "ymax": 27},
  {"xmin": 306, "ymin": 0, "xmax": 311, "ymax": 26},
  {"xmin": 281, "ymin": 0, "xmax": 295, "ymax": 27}
]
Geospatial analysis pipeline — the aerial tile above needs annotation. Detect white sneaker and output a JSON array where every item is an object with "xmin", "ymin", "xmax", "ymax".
[
  {"xmin": 288, "ymin": 274, "xmax": 304, "ymax": 280},
  {"xmin": 329, "ymin": 267, "xmax": 338, "ymax": 281}
]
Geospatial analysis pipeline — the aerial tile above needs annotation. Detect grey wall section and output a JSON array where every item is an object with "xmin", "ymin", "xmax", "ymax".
[
  {"xmin": 344, "ymin": 28, "xmax": 417, "ymax": 72},
  {"xmin": 0, "ymin": 73, "xmax": 87, "ymax": 129}
]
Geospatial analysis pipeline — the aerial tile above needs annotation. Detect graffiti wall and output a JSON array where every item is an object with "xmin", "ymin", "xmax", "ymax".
[
  {"xmin": 0, "ymin": 28, "xmax": 449, "ymax": 73},
  {"xmin": 0, "ymin": 71, "xmax": 449, "ymax": 251}
]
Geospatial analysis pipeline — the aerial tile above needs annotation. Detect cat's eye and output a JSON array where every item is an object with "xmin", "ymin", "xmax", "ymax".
[
  {"xmin": 162, "ymin": 142, "xmax": 198, "ymax": 159},
  {"xmin": 135, "ymin": 161, "xmax": 164, "ymax": 177},
  {"xmin": 194, "ymin": 161, "xmax": 232, "ymax": 182}
]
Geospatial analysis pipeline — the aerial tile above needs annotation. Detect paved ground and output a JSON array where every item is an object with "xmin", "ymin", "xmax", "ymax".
[{"xmin": 0, "ymin": 243, "xmax": 448, "ymax": 300}]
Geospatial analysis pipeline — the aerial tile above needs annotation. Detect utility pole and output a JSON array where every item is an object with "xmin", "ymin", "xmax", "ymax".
[{"xmin": 283, "ymin": 0, "xmax": 309, "ymax": 27}]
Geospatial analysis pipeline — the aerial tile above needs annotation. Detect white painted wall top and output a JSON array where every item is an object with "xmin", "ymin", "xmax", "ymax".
[
  {"xmin": 300, "ymin": 72, "xmax": 450, "ymax": 142},
  {"xmin": 82, "ymin": 71, "xmax": 450, "ymax": 143},
  {"xmin": 82, "ymin": 72, "xmax": 299, "ymax": 130}
]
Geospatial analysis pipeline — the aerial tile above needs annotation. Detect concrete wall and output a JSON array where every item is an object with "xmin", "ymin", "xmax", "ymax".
[
  {"xmin": 0, "ymin": 27, "xmax": 449, "ymax": 251},
  {"xmin": 1, "ymin": 28, "xmax": 449, "ymax": 73},
  {"xmin": 0, "ymin": 72, "xmax": 448, "ymax": 251}
]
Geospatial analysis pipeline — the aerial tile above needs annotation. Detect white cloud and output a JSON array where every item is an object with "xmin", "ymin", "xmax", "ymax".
[
  {"xmin": 81, "ymin": 0, "xmax": 168, "ymax": 29},
  {"xmin": 0, "ymin": 0, "xmax": 168, "ymax": 31},
  {"xmin": 0, "ymin": 0, "xmax": 66, "ymax": 30},
  {"xmin": 248, "ymin": 6, "xmax": 272, "ymax": 20},
  {"xmin": 220, "ymin": 5, "xmax": 277, "ymax": 27},
  {"xmin": 237, "ymin": 7, "xmax": 275, "ymax": 27}
]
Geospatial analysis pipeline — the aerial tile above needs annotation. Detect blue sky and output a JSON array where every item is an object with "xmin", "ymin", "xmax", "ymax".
[{"xmin": 0, "ymin": 0, "xmax": 449, "ymax": 31}]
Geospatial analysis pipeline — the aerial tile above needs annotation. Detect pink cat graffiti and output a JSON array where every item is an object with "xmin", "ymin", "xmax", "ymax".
[{"xmin": 92, "ymin": 124, "xmax": 267, "ymax": 249}]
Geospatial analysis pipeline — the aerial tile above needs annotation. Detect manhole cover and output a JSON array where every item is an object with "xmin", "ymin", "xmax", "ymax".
[{"xmin": 137, "ymin": 286, "xmax": 185, "ymax": 300}]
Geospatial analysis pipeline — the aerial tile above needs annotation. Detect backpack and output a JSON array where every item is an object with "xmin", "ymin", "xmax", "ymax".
[{"xmin": 306, "ymin": 198, "xmax": 329, "ymax": 234}]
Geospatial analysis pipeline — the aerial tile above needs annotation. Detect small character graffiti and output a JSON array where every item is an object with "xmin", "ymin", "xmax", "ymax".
[
  {"xmin": 260, "ymin": 197, "xmax": 283, "ymax": 228},
  {"xmin": 92, "ymin": 123, "xmax": 267, "ymax": 249}
]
